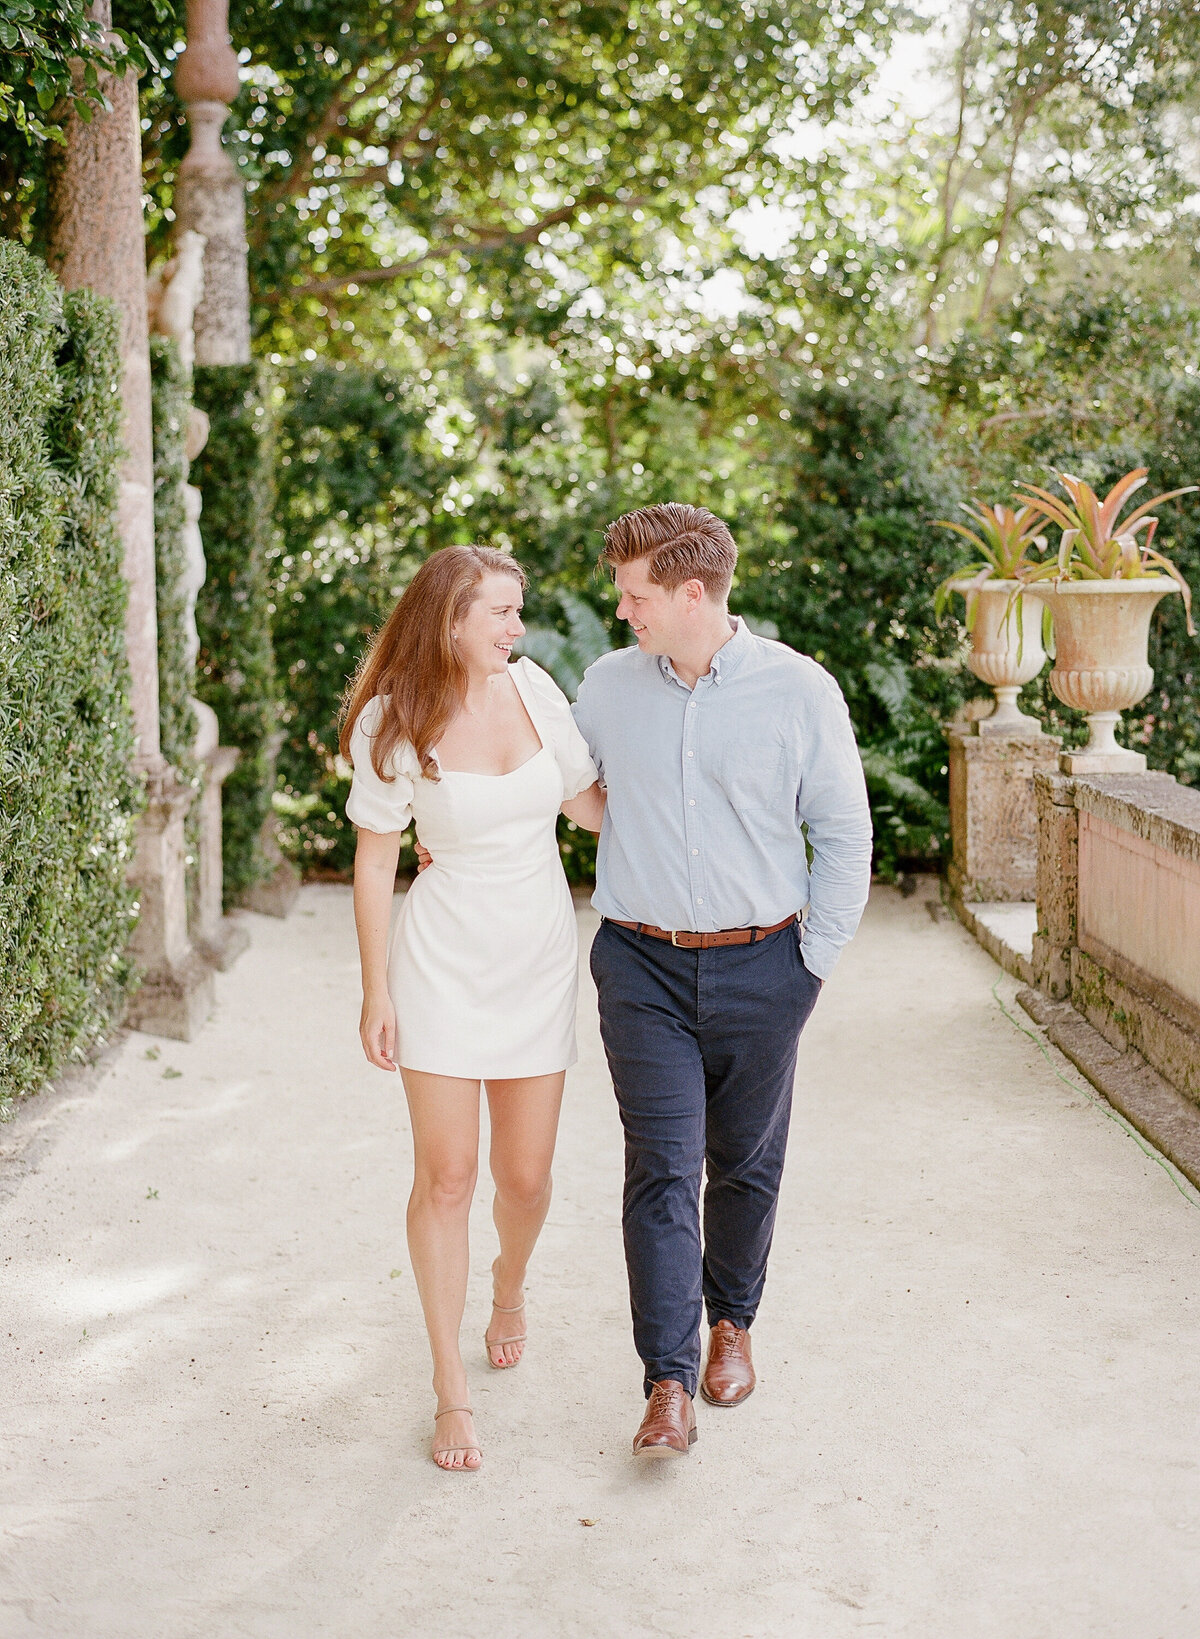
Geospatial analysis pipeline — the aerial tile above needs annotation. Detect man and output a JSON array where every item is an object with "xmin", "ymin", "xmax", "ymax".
[{"xmin": 573, "ymin": 502, "xmax": 873, "ymax": 1455}]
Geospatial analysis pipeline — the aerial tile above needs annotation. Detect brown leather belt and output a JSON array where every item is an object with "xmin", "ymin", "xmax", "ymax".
[{"xmin": 606, "ymin": 913, "xmax": 797, "ymax": 949}]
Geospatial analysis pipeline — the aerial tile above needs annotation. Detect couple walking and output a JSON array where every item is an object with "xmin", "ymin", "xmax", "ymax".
[{"xmin": 343, "ymin": 503, "xmax": 873, "ymax": 1470}]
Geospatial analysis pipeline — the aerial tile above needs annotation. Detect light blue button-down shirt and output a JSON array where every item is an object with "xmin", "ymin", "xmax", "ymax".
[{"xmin": 572, "ymin": 616, "xmax": 873, "ymax": 980}]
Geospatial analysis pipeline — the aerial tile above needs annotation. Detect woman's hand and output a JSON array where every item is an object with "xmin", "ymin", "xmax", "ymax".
[
  {"xmin": 360, "ymin": 988, "xmax": 398, "ymax": 1072},
  {"xmin": 561, "ymin": 779, "xmax": 606, "ymax": 833}
]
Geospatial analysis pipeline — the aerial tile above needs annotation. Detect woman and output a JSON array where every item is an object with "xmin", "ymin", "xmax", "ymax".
[{"xmin": 341, "ymin": 545, "xmax": 604, "ymax": 1472}]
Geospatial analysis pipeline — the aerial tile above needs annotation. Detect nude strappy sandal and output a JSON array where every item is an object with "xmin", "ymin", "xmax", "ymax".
[
  {"xmin": 485, "ymin": 1296, "xmax": 527, "ymax": 1369},
  {"xmin": 432, "ymin": 1405, "xmax": 481, "ymax": 1471}
]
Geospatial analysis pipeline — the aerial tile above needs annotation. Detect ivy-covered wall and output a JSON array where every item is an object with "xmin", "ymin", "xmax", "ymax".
[
  {"xmin": 191, "ymin": 364, "xmax": 281, "ymax": 903},
  {"xmin": 0, "ymin": 241, "xmax": 140, "ymax": 1112}
]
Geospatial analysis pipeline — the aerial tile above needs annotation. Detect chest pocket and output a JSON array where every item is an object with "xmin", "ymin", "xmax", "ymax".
[{"xmin": 713, "ymin": 735, "xmax": 791, "ymax": 816}]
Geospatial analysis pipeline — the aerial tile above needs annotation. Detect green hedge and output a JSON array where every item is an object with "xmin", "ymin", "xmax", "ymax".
[
  {"xmin": 150, "ymin": 336, "xmax": 199, "ymax": 774},
  {"xmin": 150, "ymin": 336, "xmax": 201, "ymax": 910},
  {"xmin": 0, "ymin": 241, "xmax": 140, "ymax": 1112},
  {"xmin": 741, "ymin": 374, "xmax": 968, "ymax": 880},
  {"xmin": 191, "ymin": 363, "xmax": 281, "ymax": 902}
]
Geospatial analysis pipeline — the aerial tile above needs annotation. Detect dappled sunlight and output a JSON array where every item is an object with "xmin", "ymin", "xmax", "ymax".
[{"xmin": 46, "ymin": 1264, "xmax": 202, "ymax": 1324}]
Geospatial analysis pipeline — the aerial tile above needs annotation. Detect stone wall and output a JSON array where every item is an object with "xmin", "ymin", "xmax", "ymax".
[{"xmin": 1032, "ymin": 771, "xmax": 1200, "ymax": 1103}]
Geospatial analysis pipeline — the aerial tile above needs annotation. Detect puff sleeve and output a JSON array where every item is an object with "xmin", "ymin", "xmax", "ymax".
[
  {"xmin": 515, "ymin": 658, "xmax": 600, "ymax": 800},
  {"xmin": 345, "ymin": 697, "xmax": 416, "ymax": 834}
]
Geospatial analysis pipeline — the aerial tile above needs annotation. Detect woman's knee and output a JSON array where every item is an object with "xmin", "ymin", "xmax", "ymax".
[
  {"xmin": 413, "ymin": 1162, "xmax": 478, "ymax": 1213},
  {"xmin": 493, "ymin": 1164, "xmax": 552, "ymax": 1213}
]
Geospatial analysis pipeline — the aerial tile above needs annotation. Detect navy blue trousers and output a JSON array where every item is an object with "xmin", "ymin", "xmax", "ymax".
[{"xmin": 589, "ymin": 919, "xmax": 823, "ymax": 1398}]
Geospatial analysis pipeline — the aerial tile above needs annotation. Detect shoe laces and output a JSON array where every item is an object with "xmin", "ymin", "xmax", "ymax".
[
  {"xmin": 649, "ymin": 1381, "xmax": 683, "ymax": 1414},
  {"xmin": 713, "ymin": 1326, "xmax": 745, "ymax": 1358}
]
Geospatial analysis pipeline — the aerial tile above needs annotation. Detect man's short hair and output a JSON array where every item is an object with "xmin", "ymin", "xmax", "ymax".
[{"xmin": 601, "ymin": 503, "xmax": 737, "ymax": 600}]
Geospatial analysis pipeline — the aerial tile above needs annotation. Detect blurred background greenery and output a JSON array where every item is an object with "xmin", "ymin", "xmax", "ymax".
[{"xmin": 8, "ymin": 0, "xmax": 1200, "ymax": 883}]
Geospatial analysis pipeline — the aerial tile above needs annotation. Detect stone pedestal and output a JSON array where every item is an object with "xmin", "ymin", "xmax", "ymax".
[
  {"xmin": 191, "ymin": 699, "xmax": 250, "ymax": 969},
  {"xmin": 947, "ymin": 720, "xmax": 1062, "ymax": 903},
  {"xmin": 125, "ymin": 766, "xmax": 215, "ymax": 1039}
]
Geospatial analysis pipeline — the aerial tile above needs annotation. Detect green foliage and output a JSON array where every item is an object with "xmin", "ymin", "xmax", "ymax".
[
  {"xmin": 121, "ymin": 0, "xmax": 891, "ymax": 346},
  {"xmin": 742, "ymin": 373, "xmax": 968, "ymax": 878},
  {"xmin": 150, "ymin": 336, "xmax": 201, "ymax": 910},
  {"xmin": 0, "ymin": 0, "xmax": 171, "ymax": 236},
  {"xmin": 0, "ymin": 1, "xmax": 133, "ymax": 140},
  {"xmin": 1124, "ymin": 383, "xmax": 1200, "ymax": 784},
  {"xmin": 270, "ymin": 359, "xmax": 454, "ymax": 874},
  {"xmin": 0, "ymin": 241, "xmax": 139, "ymax": 1111},
  {"xmin": 150, "ymin": 336, "xmax": 199, "ymax": 771},
  {"xmin": 519, "ymin": 591, "xmax": 617, "ymax": 701},
  {"xmin": 191, "ymin": 364, "xmax": 281, "ymax": 902}
]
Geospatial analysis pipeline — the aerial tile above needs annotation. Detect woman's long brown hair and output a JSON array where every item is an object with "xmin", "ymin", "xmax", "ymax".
[{"xmin": 339, "ymin": 545, "xmax": 527, "ymax": 784}]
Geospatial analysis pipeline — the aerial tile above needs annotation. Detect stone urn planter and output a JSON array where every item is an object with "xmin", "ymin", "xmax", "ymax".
[
  {"xmin": 949, "ymin": 579, "xmax": 1047, "ymax": 735},
  {"xmin": 1020, "ymin": 577, "xmax": 1179, "ymax": 772}
]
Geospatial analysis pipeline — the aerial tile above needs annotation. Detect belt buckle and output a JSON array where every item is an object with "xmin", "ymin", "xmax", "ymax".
[{"xmin": 670, "ymin": 930, "xmax": 679, "ymax": 947}]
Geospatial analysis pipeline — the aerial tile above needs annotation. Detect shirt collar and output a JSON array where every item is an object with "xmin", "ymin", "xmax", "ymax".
[{"xmin": 657, "ymin": 614, "xmax": 750, "ymax": 689}]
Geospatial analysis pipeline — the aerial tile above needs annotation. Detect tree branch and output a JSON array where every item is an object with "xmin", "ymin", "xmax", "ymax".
[{"xmin": 259, "ymin": 188, "xmax": 634, "ymax": 300}]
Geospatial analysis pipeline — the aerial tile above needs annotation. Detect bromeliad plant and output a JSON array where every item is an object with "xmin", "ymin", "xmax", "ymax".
[
  {"xmin": 1014, "ymin": 468, "xmax": 1197, "ymax": 635},
  {"xmin": 932, "ymin": 501, "xmax": 1050, "ymax": 626}
]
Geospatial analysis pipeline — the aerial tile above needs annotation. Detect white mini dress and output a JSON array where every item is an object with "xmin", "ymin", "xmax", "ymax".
[{"xmin": 345, "ymin": 657, "xmax": 599, "ymax": 1080}]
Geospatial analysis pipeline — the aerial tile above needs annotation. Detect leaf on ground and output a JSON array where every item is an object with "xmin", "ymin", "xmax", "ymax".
[
  {"xmin": 389, "ymin": 1268, "xmax": 404, "ymax": 1279},
  {"xmin": 144, "ymin": 1046, "xmax": 160, "ymax": 1060},
  {"xmin": 161, "ymin": 1067, "xmax": 182, "ymax": 1079},
  {"xmin": 579, "ymin": 1518, "xmax": 597, "ymax": 1527}
]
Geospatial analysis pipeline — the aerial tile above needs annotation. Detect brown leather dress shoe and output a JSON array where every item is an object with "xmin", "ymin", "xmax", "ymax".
[
  {"xmin": 632, "ymin": 1379, "xmax": 697, "ymax": 1454},
  {"xmin": 700, "ymin": 1319, "xmax": 755, "ymax": 1407}
]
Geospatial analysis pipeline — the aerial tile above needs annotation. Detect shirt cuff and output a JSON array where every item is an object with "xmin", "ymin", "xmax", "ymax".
[{"xmin": 798, "ymin": 934, "xmax": 840, "ymax": 983}]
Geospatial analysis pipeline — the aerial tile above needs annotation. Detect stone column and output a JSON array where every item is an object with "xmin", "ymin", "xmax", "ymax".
[
  {"xmin": 1032, "ymin": 771, "xmax": 1079, "ymax": 1000},
  {"xmin": 173, "ymin": 0, "xmax": 251, "ymax": 365},
  {"xmin": 947, "ymin": 719, "xmax": 1062, "ymax": 903},
  {"xmin": 47, "ymin": 0, "xmax": 212, "ymax": 1039},
  {"xmin": 47, "ymin": 2, "xmax": 160, "ymax": 767},
  {"xmin": 175, "ymin": 0, "xmax": 300, "ymax": 918}
]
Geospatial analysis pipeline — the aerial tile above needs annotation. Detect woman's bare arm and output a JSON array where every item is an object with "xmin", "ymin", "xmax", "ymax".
[
  {"xmin": 561, "ymin": 780, "xmax": 606, "ymax": 833},
  {"xmin": 353, "ymin": 827, "xmax": 403, "ymax": 1071}
]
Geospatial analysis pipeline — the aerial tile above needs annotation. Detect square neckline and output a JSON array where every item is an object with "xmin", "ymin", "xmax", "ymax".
[{"xmin": 432, "ymin": 662, "xmax": 547, "ymax": 778}]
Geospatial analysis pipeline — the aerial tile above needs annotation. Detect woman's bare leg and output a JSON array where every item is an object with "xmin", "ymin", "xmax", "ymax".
[
  {"xmin": 401, "ymin": 1067, "xmax": 482, "ymax": 1469},
  {"xmin": 484, "ymin": 1072, "xmax": 566, "ymax": 1367}
]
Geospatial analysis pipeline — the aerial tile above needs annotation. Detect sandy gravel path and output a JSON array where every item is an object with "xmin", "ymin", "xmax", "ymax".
[{"xmin": 3, "ymin": 882, "xmax": 1200, "ymax": 1638}]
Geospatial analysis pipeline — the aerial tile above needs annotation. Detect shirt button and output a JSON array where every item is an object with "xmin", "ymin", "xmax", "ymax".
[
  {"xmin": 696, "ymin": 897, "xmax": 704, "ymax": 904},
  {"xmin": 687, "ymin": 750, "xmax": 694, "ymax": 757},
  {"xmin": 689, "ymin": 702, "xmax": 697, "ymax": 709},
  {"xmin": 691, "ymin": 848, "xmax": 698, "ymax": 856},
  {"xmin": 688, "ymin": 799, "xmax": 696, "ymax": 807}
]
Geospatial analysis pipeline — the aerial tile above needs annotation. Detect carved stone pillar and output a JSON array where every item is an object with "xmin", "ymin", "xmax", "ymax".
[
  {"xmin": 175, "ymin": 0, "xmax": 300, "ymax": 918},
  {"xmin": 47, "ymin": 0, "xmax": 212, "ymax": 1039},
  {"xmin": 173, "ymin": 0, "xmax": 251, "ymax": 365}
]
